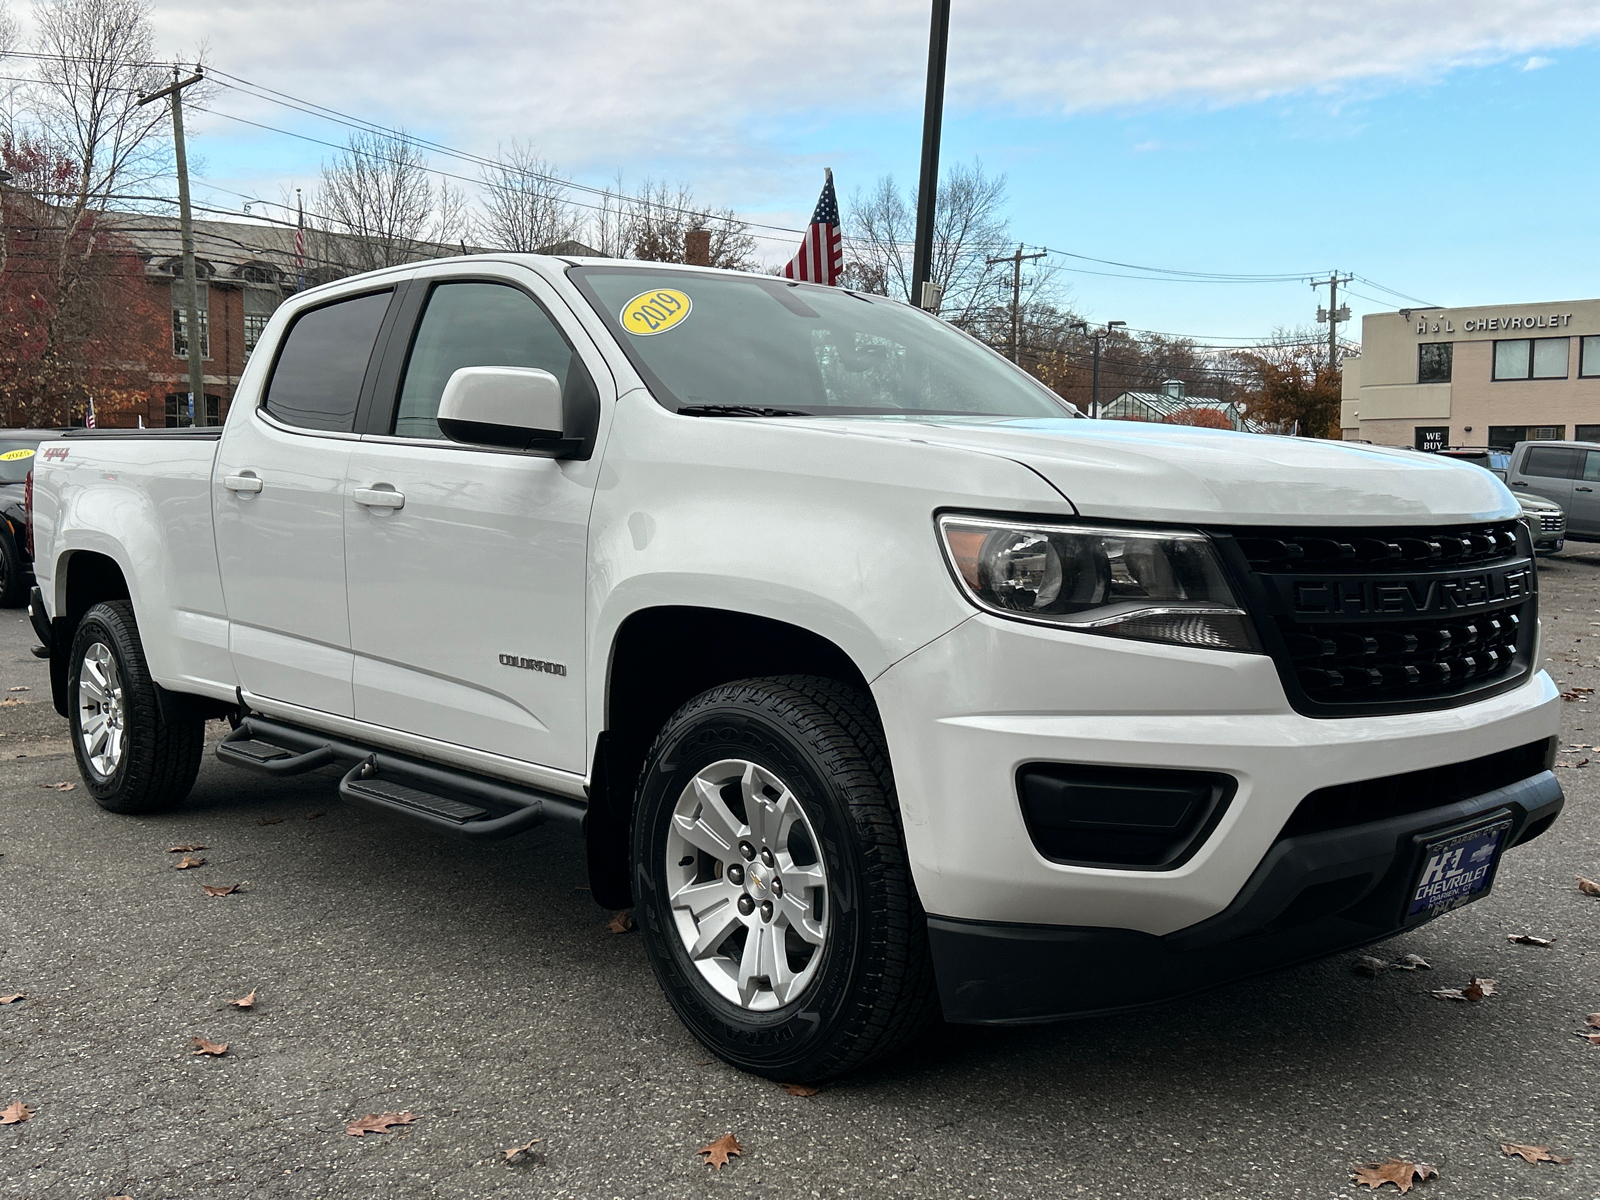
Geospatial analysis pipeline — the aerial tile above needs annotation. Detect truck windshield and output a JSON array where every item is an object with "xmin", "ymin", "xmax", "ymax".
[{"xmin": 570, "ymin": 267, "xmax": 1072, "ymax": 419}]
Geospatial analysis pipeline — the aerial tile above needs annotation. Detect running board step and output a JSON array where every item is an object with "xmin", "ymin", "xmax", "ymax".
[
  {"xmin": 215, "ymin": 715, "xmax": 585, "ymax": 843},
  {"xmin": 342, "ymin": 776, "xmax": 487, "ymax": 824},
  {"xmin": 216, "ymin": 728, "xmax": 336, "ymax": 776}
]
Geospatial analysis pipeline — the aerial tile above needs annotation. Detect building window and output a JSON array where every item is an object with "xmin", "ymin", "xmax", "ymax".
[
  {"xmin": 1576, "ymin": 425, "xmax": 1600, "ymax": 443},
  {"xmin": 1418, "ymin": 343, "xmax": 1452, "ymax": 383},
  {"xmin": 1488, "ymin": 425, "xmax": 1527, "ymax": 449},
  {"xmin": 172, "ymin": 303, "xmax": 210, "ymax": 360},
  {"xmin": 244, "ymin": 313, "xmax": 270, "ymax": 359},
  {"xmin": 164, "ymin": 393, "xmax": 220, "ymax": 427},
  {"xmin": 1529, "ymin": 425, "xmax": 1565, "ymax": 441},
  {"xmin": 1493, "ymin": 336, "xmax": 1569, "ymax": 380},
  {"xmin": 1581, "ymin": 335, "xmax": 1600, "ymax": 378}
]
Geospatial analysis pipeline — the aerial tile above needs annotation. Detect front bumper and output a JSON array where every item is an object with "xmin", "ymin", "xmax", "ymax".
[
  {"xmin": 871, "ymin": 612, "xmax": 1563, "ymax": 1021},
  {"xmin": 928, "ymin": 769, "xmax": 1561, "ymax": 1023}
]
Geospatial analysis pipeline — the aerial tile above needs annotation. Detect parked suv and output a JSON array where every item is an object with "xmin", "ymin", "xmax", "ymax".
[
  {"xmin": 1428, "ymin": 447, "xmax": 1563, "ymax": 554},
  {"xmin": 0, "ymin": 429, "xmax": 69, "ymax": 607},
  {"xmin": 1505, "ymin": 440, "xmax": 1600, "ymax": 544},
  {"xmin": 26, "ymin": 257, "xmax": 1563, "ymax": 1080}
]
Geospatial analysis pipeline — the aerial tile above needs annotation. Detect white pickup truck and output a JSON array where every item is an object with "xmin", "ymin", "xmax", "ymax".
[{"xmin": 25, "ymin": 255, "xmax": 1563, "ymax": 1080}]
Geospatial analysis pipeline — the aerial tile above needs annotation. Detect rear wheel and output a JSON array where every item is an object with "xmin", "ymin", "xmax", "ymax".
[
  {"xmin": 0, "ymin": 525, "xmax": 25, "ymax": 607},
  {"xmin": 632, "ymin": 675, "xmax": 938, "ymax": 1080},
  {"xmin": 68, "ymin": 601, "xmax": 204, "ymax": 814}
]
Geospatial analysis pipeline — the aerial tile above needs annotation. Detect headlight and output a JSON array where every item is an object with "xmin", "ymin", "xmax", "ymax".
[{"xmin": 938, "ymin": 515, "xmax": 1261, "ymax": 653}]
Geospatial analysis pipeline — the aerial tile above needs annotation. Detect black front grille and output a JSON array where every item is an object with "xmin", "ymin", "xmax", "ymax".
[{"xmin": 1217, "ymin": 520, "xmax": 1537, "ymax": 716}]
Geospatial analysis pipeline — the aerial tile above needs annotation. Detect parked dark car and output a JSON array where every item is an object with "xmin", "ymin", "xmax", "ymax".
[{"xmin": 0, "ymin": 430, "xmax": 69, "ymax": 607}]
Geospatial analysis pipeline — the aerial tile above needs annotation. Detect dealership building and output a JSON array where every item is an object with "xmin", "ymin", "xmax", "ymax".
[{"xmin": 1340, "ymin": 298, "xmax": 1600, "ymax": 450}]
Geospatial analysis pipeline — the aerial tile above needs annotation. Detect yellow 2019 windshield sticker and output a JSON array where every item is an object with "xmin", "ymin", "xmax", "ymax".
[
  {"xmin": 0, "ymin": 448, "xmax": 34, "ymax": 461},
  {"xmin": 621, "ymin": 288, "xmax": 692, "ymax": 336}
]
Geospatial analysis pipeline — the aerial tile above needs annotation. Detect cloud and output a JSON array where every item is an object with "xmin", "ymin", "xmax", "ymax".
[
  {"xmin": 138, "ymin": 0, "xmax": 1600, "ymax": 196},
  {"xmin": 1522, "ymin": 55, "xmax": 1556, "ymax": 69}
]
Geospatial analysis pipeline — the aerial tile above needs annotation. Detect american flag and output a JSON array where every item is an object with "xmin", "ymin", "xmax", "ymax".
[
  {"xmin": 782, "ymin": 168, "xmax": 842, "ymax": 286},
  {"xmin": 85, "ymin": 398, "xmax": 95, "ymax": 429}
]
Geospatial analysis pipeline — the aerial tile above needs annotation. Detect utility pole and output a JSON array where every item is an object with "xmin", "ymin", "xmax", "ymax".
[
  {"xmin": 986, "ymin": 243, "xmax": 1047, "ymax": 363},
  {"xmin": 1091, "ymin": 320, "xmax": 1125, "ymax": 419},
  {"xmin": 138, "ymin": 66, "xmax": 207, "ymax": 424},
  {"xmin": 912, "ymin": 0, "xmax": 951, "ymax": 311},
  {"xmin": 1311, "ymin": 272, "xmax": 1353, "ymax": 372}
]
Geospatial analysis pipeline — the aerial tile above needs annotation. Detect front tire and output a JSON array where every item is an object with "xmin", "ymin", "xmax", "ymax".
[
  {"xmin": 68, "ymin": 601, "xmax": 204, "ymax": 814},
  {"xmin": 632, "ymin": 675, "xmax": 938, "ymax": 1080}
]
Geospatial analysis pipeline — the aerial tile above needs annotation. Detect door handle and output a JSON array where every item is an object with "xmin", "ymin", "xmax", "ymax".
[
  {"xmin": 1578, "ymin": 486, "xmax": 1594, "ymax": 493},
  {"xmin": 1510, "ymin": 481, "xmax": 1528, "ymax": 487},
  {"xmin": 223, "ymin": 473, "xmax": 263, "ymax": 494},
  {"xmin": 353, "ymin": 486, "xmax": 405, "ymax": 510}
]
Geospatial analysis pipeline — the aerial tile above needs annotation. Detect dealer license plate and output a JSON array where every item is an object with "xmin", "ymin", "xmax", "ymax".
[{"xmin": 1406, "ymin": 818, "xmax": 1512, "ymax": 923}]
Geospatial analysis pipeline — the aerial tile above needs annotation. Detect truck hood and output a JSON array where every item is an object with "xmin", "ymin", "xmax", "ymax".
[{"xmin": 792, "ymin": 416, "xmax": 1517, "ymax": 526}]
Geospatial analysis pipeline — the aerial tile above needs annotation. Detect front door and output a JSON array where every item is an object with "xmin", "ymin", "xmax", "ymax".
[
  {"xmin": 1510, "ymin": 444, "xmax": 1578, "ymax": 511},
  {"xmin": 342, "ymin": 270, "xmax": 605, "ymax": 773},
  {"xmin": 1571, "ymin": 450, "xmax": 1600, "ymax": 536},
  {"xmin": 214, "ymin": 286, "xmax": 398, "ymax": 716}
]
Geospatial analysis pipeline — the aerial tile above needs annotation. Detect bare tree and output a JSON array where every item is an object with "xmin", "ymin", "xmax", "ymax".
[
  {"xmin": 314, "ymin": 130, "xmax": 437, "ymax": 273},
  {"xmin": 845, "ymin": 159, "xmax": 1011, "ymax": 322},
  {"xmin": 475, "ymin": 141, "xmax": 580, "ymax": 252},
  {"xmin": 622, "ymin": 178, "xmax": 755, "ymax": 269}
]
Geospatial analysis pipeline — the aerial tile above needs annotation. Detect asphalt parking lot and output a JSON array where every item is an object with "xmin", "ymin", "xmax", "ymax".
[{"xmin": 1, "ymin": 559, "xmax": 1598, "ymax": 1200}]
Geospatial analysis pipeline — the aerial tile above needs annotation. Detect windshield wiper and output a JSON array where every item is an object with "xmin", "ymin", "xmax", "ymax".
[{"xmin": 675, "ymin": 404, "xmax": 812, "ymax": 418}]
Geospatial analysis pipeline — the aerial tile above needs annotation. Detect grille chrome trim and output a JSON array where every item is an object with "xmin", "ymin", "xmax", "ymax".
[{"xmin": 1215, "ymin": 520, "xmax": 1537, "ymax": 717}]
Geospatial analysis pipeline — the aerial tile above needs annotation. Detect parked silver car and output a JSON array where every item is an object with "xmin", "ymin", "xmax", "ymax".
[{"xmin": 1504, "ymin": 440, "xmax": 1600, "ymax": 549}]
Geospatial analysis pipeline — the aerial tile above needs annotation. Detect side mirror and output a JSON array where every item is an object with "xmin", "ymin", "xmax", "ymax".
[{"xmin": 437, "ymin": 366, "xmax": 565, "ymax": 449}]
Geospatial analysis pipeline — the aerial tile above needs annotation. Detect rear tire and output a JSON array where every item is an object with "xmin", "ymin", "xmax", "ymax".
[
  {"xmin": 0, "ymin": 525, "xmax": 25, "ymax": 608},
  {"xmin": 632, "ymin": 675, "xmax": 938, "ymax": 1081},
  {"xmin": 68, "ymin": 601, "xmax": 204, "ymax": 814}
]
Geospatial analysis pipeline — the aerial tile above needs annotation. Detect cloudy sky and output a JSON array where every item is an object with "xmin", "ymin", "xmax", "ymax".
[{"xmin": 65, "ymin": 1, "xmax": 1600, "ymax": 338}]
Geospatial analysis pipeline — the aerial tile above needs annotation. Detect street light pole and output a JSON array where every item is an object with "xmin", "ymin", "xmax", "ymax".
[
  {"xmin": 138, "ymin": 66, "xmax": 207, "ymax": 425},
  {"xmin": 1091, "ymin": 320, "xmax": 1125, "ymax": 419},
  {"xmin": 912, "ymin": 0, "xmax": 951, "ymax": 311}
]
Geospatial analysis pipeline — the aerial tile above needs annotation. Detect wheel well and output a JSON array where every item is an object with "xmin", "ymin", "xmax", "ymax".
[
  {"xmin": 47, "ymin": 551, "xmax": 131, "ymax": 718},
  {"xmin": 585, "ymin": 606, "xmax": 876, "ymax": 908}
]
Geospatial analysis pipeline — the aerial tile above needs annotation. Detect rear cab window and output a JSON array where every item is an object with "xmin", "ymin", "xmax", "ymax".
[
  {"xmin": 263, "ymin": 291, "xmax": 393, "ymax": 433},
  {"xmin": 1520, "ymin": 446, "xmax": 1580, "ymax": 479}
]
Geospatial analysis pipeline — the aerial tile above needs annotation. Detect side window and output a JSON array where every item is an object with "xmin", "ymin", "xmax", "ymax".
[
  {"xmin": 263, "ymin": 291, "xmax": 391, "ymax": 433},
  {"xmin": 1583, "ymin": 451, "xmax": 1600, "ymax": 483},
  {"xmin": 1521, "ymin": 446, "xmax": 1579, "ymax": 479},
  {"xmin": 393, "ymin": 281, "xmax": 588, "ymax": 439}
]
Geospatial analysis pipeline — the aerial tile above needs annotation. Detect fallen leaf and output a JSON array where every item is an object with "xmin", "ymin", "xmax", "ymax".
[
  {"xmin": 503, "ymin": 1137, "xmax": 540, "ymax": 1161},
  {"xmin": 1353, "ymin": 955, "xmax": 1390, "ymax": 977},
  {"xmin": 202, "ymin": 883, "xmax": 242, "ymax": 898},
  {"xmin": 1432, "ymin": 976, "xmax": 1495, "ymax": 1002},
  {"xmin": 1506, "ymin": 933, "xmax": 1556, "ymax": 947},
  {"xmin": 0, "ymin": 994, "xmax": 23, "ymax": 1004},
  {"xmin": 191, "ymin": 1036, "xmax": 228, "ymax": 1056},
  {"xmin": 1578, "ymin": 876, "xmax": 1600, "ymax": 897},
  {"xmin": 167, "ymin": 844, "xmax": 208, "ymax": 853},
  {"xmin": 0, "ymin": 1101, "xmax": 33, "ymax": 1124},
  {"xmin": 781, "ymin": 1083, "xmax": 820, "ymax": 1097},
  {"xmin": 0, "ymin": 697, "xmax": 25, "ymax": 708},
  {"xmin": 1350, "ymin": 1159, "xmax": 1438, "ymax": 1193},
  {"xmin": 1392, "ymin": 953, "xmax": 1432, "ymax": 971},
  {"xmin": 607, "ymin": 910, "xmax": 634, "ymax": 934},
  {"xmin": 698, "ymin": 1133, "xmax": 742, "ymax": 1169},
  {"xmin": 1501, "ymin": 1143, "xmax": 1571, "ymax": 1165},
  {"xmin": 37, "ymin": 781, "xmax": 73, "ymax": 791},
  {"xmin": 7, "ymin": 685, "xmax": 28, "ymax": 692},
  {"xmin": 305, "ymin": 812, "xmax": 323, "ymax": 820},
  {"xmin": 257, "ymin": 817, "xmax": 284, "ymax": 826},
  {"xmin": 1561, "ymin": 686, "xmax": 1595, "ymax": 701},
  {"xmin": 175, "ymin": 856, "xmax": 205, "ymax": 870},
  {"xmin": 227, "ymin": 989, "xmax": 256, "ymax": 1010},
  {"xmin": 1587, "ymin": 1013, "xmax": 1600, "ymax": 1029},
  {"xmin": 1573, "ymin": 1031, "xmax": 1600, "ymax": 1045},
  {"xmin": 346, "ymin": 1111, "xmax": 417, "ymax": 1137}
]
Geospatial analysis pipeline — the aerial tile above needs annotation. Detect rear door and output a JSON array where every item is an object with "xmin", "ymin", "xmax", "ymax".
[
  {"xmin": 1507, "ymin": 443, "xmax": 1578, "ymax": 510},
  {"xmin": 341, "ymin": 264, "xmax": 608, "ymax": 773},
  {"xmin": 1571, "ymin": 450, "xmax": 1600, "ymax": 536},
  {"xmin": 214, "ymin": 286, "xmax": 402, "ymax": 716}
]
